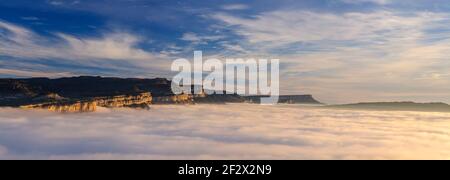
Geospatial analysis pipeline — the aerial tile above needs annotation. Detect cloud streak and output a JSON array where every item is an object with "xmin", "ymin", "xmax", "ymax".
[
  {"xmin": 0, "ymin": 20, "xmax": 160, "ymax": 61},
  {"xmin": 221, "ymin": 4, "xmax": 249, "ymax": 11},
  {"xmin": 0, "ymin": 20, "xmax": 174, "ymax": 78},
  {"xmin": 210, "ymin": 10, "xmax": 450, "ymax": 103},
  {"xmin": 341, "ymin": 0, "xmax": 392, "ymax": 5},
  {"xmin": 212, "ymin": 10, "xmax": 446, "ymax": 47},
  {"xmin": 0, "ymin": 105, "xmax": 450, "ymax": 160}
]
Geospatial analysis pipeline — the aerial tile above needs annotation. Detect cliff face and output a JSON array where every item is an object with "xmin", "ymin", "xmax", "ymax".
[
  {"xmin": 21, "ymin": 92, "xmax": 153, "ymax": 113},
  {"xmin": 153, "ymin": 94, "xmax": 194, "ymax": 104},
  {"xmin": 21, "ymin": 101, "xmax": 98, "ymax": 113},
  {"xmin": 95, "ymin": 92, "xmax": 152, "ymax": 108}
]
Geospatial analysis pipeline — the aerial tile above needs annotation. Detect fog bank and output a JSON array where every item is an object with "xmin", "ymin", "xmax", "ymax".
[{"xmin": 0, "ymin": 105, "xmax": 449, "ymax": 160}]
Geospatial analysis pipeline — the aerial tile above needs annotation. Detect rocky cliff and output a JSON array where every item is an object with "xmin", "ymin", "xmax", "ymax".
[
  {"xmin": 21, "ymin": 92, "xmax": 152, "ymax": 112},
  {"xmin": 22, "ymin": 101, "xmax": 98, "ymax": 113},
  {"xmin": 1, "ymin": 76, "xmax": 322, "ymax": 112},
  {"xmin": 153, "ymin": 94, "xmax": 194, "ymax": 104},
  {"xmin": 0, "ymin": 76, "xmax": 170, "ymax": 112},
  {"xmin": 95, "ymin": 92, "xmax": 152, "ymax": 108}
]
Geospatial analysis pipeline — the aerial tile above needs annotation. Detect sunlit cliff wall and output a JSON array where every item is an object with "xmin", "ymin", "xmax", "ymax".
[
  {"xmin": 95, "ymin": 93, "xmax": 152, "ymax": 108},
  {"xmin": 21, "ymin": 101, "xmax": 98, "ymax": 113},
  {"xmin": 21, "ymin": 92, "xmax": 153, "ymax": 113},
  {"xmin": 152, "ymin": 94, "xmax": 194, "ymax": 104}
]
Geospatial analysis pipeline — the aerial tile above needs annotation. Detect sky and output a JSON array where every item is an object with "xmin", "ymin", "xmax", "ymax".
[{"xmin": 1, "ymin": 0, "xmax": 450, "ymax": 103}]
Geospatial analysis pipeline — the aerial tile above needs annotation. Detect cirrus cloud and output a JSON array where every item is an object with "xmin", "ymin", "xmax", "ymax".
[
  {"xmin": 210, "ymin": 10, "xmax": 450, "ymax": 103},
  {"xmin": 0, "ymin": 20, "xmax": 174, "ymax": 78},
  {"xmin": 0, "ymin": 20, "xmax": 160, "ymax": 61},
  {"xmin": 341, "ymin": 0, "xmax": 392, "ymax": 5}
]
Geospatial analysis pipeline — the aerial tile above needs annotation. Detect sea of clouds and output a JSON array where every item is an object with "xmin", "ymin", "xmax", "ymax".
[{"xmin": 0, "ymin": 104, "xmax": 450, "ymax": 160}]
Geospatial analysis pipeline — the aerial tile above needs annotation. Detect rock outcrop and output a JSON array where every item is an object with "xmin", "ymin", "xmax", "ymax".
[
  {"xmin": 95, "ymin": 93, "xmax": 152, "ymax": 108},
  {"xmin": 21, "ymin": 92, "xmax": 152, "ymax": 113},
  {"xmin": 21, "ymin": 101, "xmax": 97, "ymax": 113},
  {"xmin": 152, "ymin": 94, "xmax": 194, "ymax": 104}
]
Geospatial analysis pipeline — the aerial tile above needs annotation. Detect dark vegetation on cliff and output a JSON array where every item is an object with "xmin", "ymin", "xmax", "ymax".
[
  {"xmin": 0, "ymin": 76, "xmax": 172, "ymax": 107},
  {"xmin": 0, "ymin": 76, "xmax": 172, "ymax": 98}
]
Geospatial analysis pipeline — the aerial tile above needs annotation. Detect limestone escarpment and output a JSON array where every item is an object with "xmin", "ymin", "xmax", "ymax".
[
  {"xmin": 95, "ymin": 93, "xmax": 152, "ymax": 108},
  {"xmin": 152, "ymin": 94, "xmax": 194, "ymax": 104},
  {"xmin": 21, "ymin": 92, "xmax": 152, "ymax": 113},
  {"xmin": 22, "ymin": 101, "xmax": 98, "ymax": 113},
  {"xmin": 22, "ymin": 92, "xmax": 197, "ymax": 112},
  {"xmin": 0, "ymin": 77, "xmax": 168, "ymax": 112}
]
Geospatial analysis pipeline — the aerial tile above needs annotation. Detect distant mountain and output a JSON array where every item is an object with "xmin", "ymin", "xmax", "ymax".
[
  {"xmin": 328, "ymin": 102, "xmax": 450, "ymax": 113},
  {"xmin": 244, "ymin": 95, "xmax": 322, "ymax": 104}
]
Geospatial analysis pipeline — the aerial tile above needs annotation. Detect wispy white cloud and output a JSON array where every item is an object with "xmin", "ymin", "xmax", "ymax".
[
  {"xmin": 0, "ymin": 20, "xmax": 160, "ymax": 61},
  {"xmin": 0, "ymin": 68, "xmax": 77, "ymax": 78},
  {"xmin": 0, "ymin": 20, "xmax": 172, "ymax": 77},
  {"xmin": 1, "ymin": 105, "xmax": 450, "ymax": 160},
  {"xmin": 21, "ymin": 17, "xmax": 41, "ymax": 21},
  {"xmin": 340, "ymin": 0, "xmax": 392, "ymax": 5},
  {"xmin": 56, "ymin": 33, "xmax": 157, "ymax": 61},
  {"xmin": 46, "ymin": 0, "xmax": 80, "ymax": 6},
  {"xmin": 180, "ymin": 32, "xmax": 225, "ymax": 44},
  {"xmin": 47, "ymin": 0, "xmax": 64, "ymax": 6},
  {"xmin": 212, "ymin": 11, "xmax": 444, "ymax": 46},
  {"xmin": 211, "ymin": 10, "xmax": 450, "ymax": 103},
  {"xmin": 221, "ymin": 4, "xmax": 249, "ymax": 11}
]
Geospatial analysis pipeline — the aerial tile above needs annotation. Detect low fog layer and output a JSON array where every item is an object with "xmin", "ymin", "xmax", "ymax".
[{"xmin": 0, "ymin": 104, "xmax": 450, "ymax": 160}]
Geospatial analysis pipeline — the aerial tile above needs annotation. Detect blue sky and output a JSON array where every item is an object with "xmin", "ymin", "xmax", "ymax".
[{"xmin": 1, "ymin": 0, "xmax": 450, "ymax": 103}]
